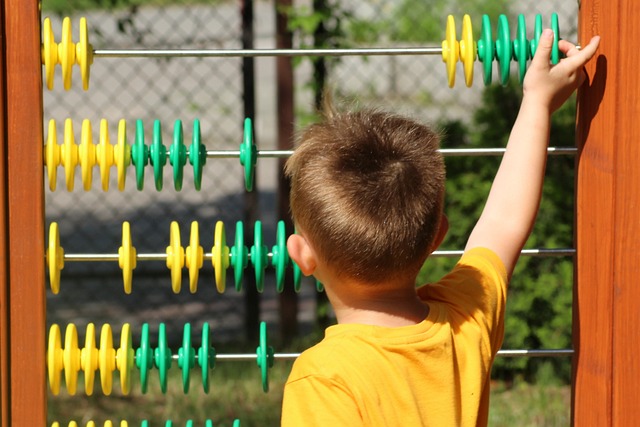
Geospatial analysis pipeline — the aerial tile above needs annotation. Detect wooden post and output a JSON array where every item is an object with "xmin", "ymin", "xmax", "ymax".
[
  {"xmin": 0, "ymin": 0, "xmax": 46, "ymax": 425},
  {"xmin": 574, "ymin": 0, "xmax": 640, "ymax": 425},
  {"xmin": 0, "ymin": 3, "xmax": 9, "ymax": 424}
]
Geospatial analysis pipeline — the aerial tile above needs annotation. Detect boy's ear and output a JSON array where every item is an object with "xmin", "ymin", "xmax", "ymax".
[
  {"xmin": 287, "ymin": 234, "xmax": 317, "ymax": 276},
  {"xmin": 430, "ymin": 214, "xmax": 449, "ymax": 253}
]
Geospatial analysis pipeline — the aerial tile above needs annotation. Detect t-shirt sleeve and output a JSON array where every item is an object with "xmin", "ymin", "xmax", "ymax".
[
  {"xmin": 282, "ymin": 374, "xmax": 361, "ymax": 426},
  {"xmin": 416, "ymin": 247, "xmax": 508, "ymax": 352}
]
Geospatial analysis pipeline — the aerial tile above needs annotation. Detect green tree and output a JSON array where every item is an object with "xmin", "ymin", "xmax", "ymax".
[{"xmin": 389, "ymin": 0, "xmax": 512, "ymax": 43}]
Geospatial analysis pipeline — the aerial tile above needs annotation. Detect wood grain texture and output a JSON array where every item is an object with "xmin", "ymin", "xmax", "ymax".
[
  {"xmin": 1, "ymin": 1, "xmax": 10, "ymax": 424},
  {"xmin": 575, "ymin": 0, "xmax": 640, "ymax": 425},
  {"xmin": 609, "ymin": 0, "xmax": 640, "ymax": 423},
  {"xmin": 3, "ymin": 0, "xmax": 46, "ymax": 425}
]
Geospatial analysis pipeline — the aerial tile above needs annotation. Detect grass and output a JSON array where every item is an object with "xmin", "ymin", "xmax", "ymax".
[
  {"xmin": 49, "ymin": 360, "xmax": 571, "ymax": 426},
  {"xmin": 488, "ymin": 380, "xmax": 571, "ymax": 427},
  {"xmin": 48, "ymin": 359, "xmax": 294, "ymax": 426}
]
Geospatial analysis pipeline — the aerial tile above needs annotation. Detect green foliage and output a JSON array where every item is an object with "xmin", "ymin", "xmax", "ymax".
[
  {"xmin": 43, "ymin": 0, "xmax": 144, "ymax": 14},
  {"xmin": 42, "ymin": 0, "xmax": 223, "ymax": 14},
  {"xmin": 419, "ymin": 80, "xmax": 576, "ymax": 383},
  {"xmin": 281, "ymin": 1, "xmax": 355, "ymax": 52},
  {"xmin": 389, "ymin": 0, "xmax": 513, "ymax": 42}
]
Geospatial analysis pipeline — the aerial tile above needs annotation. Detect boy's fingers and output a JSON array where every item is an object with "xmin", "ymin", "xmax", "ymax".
[
  {"xmin": 558, "ymin": 40, "xmax": 580, "ymax": 57},
  {"xmin": 557, "ymin": 36, "xmax": 601, "ymax": 70},
  {"xmin": 578, "ymin": 36, "xmax": 601, "ymax": 63},
  {"xmin": 531, "ymin": 29, "xmax": 555, "ymax": 69}
]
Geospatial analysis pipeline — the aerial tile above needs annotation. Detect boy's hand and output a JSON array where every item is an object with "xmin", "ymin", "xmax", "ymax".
[{"xmin": 523, "ymin": 29, "xmax": 600, "ymax": 113}]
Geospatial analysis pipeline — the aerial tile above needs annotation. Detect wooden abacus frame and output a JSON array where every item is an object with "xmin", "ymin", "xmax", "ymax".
[{"xmin": 1, "ymin": 0, "xmax": 638, "ymax": 425}]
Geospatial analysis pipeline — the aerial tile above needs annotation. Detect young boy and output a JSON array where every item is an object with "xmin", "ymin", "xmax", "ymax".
[{"xmin": 281, "ymin": 30, "xmax": 600, "ymax": 426}]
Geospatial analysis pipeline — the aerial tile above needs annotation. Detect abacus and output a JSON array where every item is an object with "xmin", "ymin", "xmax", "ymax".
[
  {"xmin": 1, "ymin": 1, "xmax": 639, "ymax": 426},
  {"xmin": 42, "ymin": 13, "xmax": 561, "ymax": 92},
  {"xmin": 43, "ymin": 116, "xmax": 579, "ymax": 193}
]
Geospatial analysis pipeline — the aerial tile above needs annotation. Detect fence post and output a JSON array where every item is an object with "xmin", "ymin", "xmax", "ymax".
[{"xmin": 276, "ymin": 0, "xmax": 298, "ymax": 344}]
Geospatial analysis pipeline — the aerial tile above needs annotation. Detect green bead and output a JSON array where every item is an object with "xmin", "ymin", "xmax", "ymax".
[
  {"xmin": 551, "ymin": 13, "xmax": 560, "ymax": 65},
  {"xmin": 135, "ymin": 323, "xmax": 153, "ymax": 394},
  {"xmin": 169, "ymin": 120, "xmax": 187, "ymax": 191},
  {"xmin": 256, "ymin": 321, "xmax": 274, "ymax": 393},
  {"xmin": 178, "ymin": 323, "xmax": 195, "ymax": 393},
  {"xmin": 230, "ymin": 221, "xmax": 248, "ymax": 291},
  {"xmin": 271, "ymin": 221, "xmax": 289, "ymax": 293},
  {"xmin": 530, "ymin": 14, "xmax": 543, "ymax": 58},
  {"xmin": 154, "ymin": 323, "xmax": 172, "ymax": 393},
  {"xmin": 189, "ymin": 119, "xmax": 206, "ymax": 191},
  {"xmin": 239, "ymin": 117, "xmax": 256, "ymax": 192},
  {"xmin": 513, "ymin": 14, "xmax": 530, "ymax": 83},
  {"xmin": 292, "ymin": 260, "xmax": 301, "ymax": 293},
  {"xmin": 496, "ymin": 14, "xmax": 511, "ymax": 86},
  {"xmin": 477, "ymin": 15, "xmax": 494, "ymax": 86},
  {"xmin": 251, "ymin": 221, "xmax": 267, "ymax": 292},
  {"xmin": 150, "ymin": 120, "xmax": 167, "ymax": 191},
  {"xmin": 132, "ymin": 120, "xmax": 149, "ymax": 191},
  {"xmin": 198, "ymin": 323, "xmax": 215, "ymax": 393}
]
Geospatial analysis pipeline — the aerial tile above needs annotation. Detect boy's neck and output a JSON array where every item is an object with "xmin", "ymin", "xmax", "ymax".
[{"xmin": 325, "ymin": 279, "xmax": 430, "ymax": 327}]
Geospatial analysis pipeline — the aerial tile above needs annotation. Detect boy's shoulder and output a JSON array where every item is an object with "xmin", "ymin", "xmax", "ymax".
[
  {"xmin": 287, "ymin": 328, "xmax": 359, "ymax": 383},
  {"xmin": 418, "ymin": 247, "xmax": 508, "ymax": 297},
  {"xmin": 289, "ymin": 320, "xmax": 439, "ymax": 381}
]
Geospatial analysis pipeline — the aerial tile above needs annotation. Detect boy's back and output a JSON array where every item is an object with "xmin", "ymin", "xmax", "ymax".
[{"xmin": 283, "ymin": 248, "xmax": 507, "ymax": 426}]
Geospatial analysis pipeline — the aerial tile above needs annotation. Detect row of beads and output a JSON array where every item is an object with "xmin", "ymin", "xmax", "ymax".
[
  {"xmin": 42, "ymin": 17, "xmax": 92, "ymax": 90},
  {"xmin": 44, "ymin": 118, "xmax": 255, "ymax": 192},
  {"xmin": 42, "ymin": 13, "xmax": 563, "ymax": 90},
  {"xmin": 442, "ymin": 13, "xmax": 561, "ymax": 87},
  {"xmin": 46, "ymin": 220, "xmax": 315, "ymax": 295},
  {"xmin": 48, "ymin": 322, "xmax": 274, "ymax": 396}
]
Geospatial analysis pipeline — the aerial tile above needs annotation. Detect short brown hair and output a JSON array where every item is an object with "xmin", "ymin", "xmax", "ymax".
[{"xmin": 285, "ymin": 108, "xmax": 445, "ymax": 284}]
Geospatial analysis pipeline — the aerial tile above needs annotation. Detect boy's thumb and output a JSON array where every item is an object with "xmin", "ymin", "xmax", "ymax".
[{"xmin": 533, "ymin": 29, "xmax": 554, "ymax": 65}]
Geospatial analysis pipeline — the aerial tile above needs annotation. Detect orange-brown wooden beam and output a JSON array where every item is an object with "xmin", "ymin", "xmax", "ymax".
[
  {"xmin": 574, "ymin": 0, "xmax": 640, "ymax": 425},
  {"xmin": 1, "ymin": 0, "xmax": 46, "ymax": 425},
  {"xmin": 1, "ymin": 1, "xmax": 10, "ymax": 425}
]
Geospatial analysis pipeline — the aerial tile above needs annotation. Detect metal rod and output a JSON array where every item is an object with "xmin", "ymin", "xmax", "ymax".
[
  {"xmin": 93, "ymin": 46, "xmax": 444, "ymax": 59},
  {"xmin": 205, "ymin": 147, "xmax": 577, "ymax": 159},
  {"xmin": 432, "ymin": 248, "xmax": 576, "ymax": 258},
  {"xmin": 62, "ymin": 248, "xmax": 574, "ymax": 263},
  {"xmin": 92, "ymin": 44, "xmax": 583, "ymax": 59},
  {"xmin": 64, "ymin": 252, "xmax": 272, "ymax": 262},
  {"xmin": 169, "ymin": 349, "xmax": 573, "ymax": 362},
  {"xmin": 439, "ymin": 147, "xmax": 577, "ymax": 156},
  {"xmin": 497, "ymin": 349, "xmax": 574, "ymax": 357}
]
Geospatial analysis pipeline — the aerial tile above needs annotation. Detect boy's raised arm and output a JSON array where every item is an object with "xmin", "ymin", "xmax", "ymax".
[{"xmin": 464, "ymin": 29, "xmax": 600, "ymax": 278}]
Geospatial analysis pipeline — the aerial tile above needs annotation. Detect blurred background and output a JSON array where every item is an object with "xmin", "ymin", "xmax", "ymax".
[{"xmin": 42, "ymin": 0, "xmax": 579, "ymax": 425}]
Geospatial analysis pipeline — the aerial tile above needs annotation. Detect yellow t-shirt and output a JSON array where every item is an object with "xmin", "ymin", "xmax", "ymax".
[{"xmin": 281, "ymin": 247, "xmax": 508, "ymax": 427}]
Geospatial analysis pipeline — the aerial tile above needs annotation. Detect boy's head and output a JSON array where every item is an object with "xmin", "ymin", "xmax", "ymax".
[{"xmin": 285, "ymin": 108, "xmax": 445, "ymax": 285}]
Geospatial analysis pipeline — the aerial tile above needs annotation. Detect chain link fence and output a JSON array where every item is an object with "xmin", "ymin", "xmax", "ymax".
[{"xmin": 43, "ymin": 0, "xmax": 578, "ymax": 348}]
